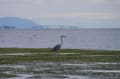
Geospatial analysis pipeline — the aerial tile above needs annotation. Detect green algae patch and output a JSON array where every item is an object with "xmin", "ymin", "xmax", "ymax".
[{"xmin": 0, "ymin": 48, "xmax": 120, "ymax": 64}]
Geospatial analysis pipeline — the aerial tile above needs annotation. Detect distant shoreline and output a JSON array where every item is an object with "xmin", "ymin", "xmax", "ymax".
[{"xmin": 0, "ymin": 28, "xmax": 120, "ymax": 30}]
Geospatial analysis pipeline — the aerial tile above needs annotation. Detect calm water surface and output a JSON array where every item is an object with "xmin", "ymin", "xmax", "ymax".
[{"xmin": 0, "ymin": 29, "xmax": 120, "ymax": 50}]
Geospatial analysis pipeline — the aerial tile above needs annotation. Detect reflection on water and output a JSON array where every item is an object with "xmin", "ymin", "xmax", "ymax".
[{"xmin": 0, "ymin": 62, "xmax": 120, "ymax": 79}]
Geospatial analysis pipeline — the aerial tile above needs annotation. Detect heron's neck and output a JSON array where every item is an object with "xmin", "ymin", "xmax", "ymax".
[{"xmin": 60, "ymin": 37, "xmax": 63, "ymax": 45}]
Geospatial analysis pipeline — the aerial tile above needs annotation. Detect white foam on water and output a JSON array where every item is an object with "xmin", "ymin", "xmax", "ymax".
[
  {"xmin": 81, "ymin": 70, "xmax": 120, "ymax": 73},
  {"xmin": 62, "ymin": 63, "xmax": 88, "ymax": 67},
  {"xmin": 58, "ymin": 53, "xmax": 84, "ymax": 55},
  {"xmin": 65, "ymin": 75, "xmax": 91, "ymax": 79},
  {"xmin": 6, "ymin": 74, "xmax": 33, "ymax": 79},
  {"xmin": 0, "ymin": 64, "xmax": 26, "ymax": 69},
  {"xmin": 0, "ymin": 53, "xmax": 35, "ymax": 56},
  {"xmin": 62, "ymin": 62, "xmax": 120, "ymax": 66},
  {"xmin": 0, "ymin": 52, "xmax": 84, "ymax": 56},
  {"xmin": 92, "ymin": 62, "xmax": 120, "ymax": 65},
  {"xmin": 81, "ymin": 55, "xmax": 120, "ymax": 56}
]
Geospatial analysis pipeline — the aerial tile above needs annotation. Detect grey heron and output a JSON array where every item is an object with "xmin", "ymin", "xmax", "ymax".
[{"xmin": 51, "ymin": 35, "xmax": 66, "ymax": 52}]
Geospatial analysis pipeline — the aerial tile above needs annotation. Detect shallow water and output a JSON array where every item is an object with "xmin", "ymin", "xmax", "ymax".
[
  {"xmin": 0, "ymin": 53, "xmax": 36, "ymax": 56},
  {"xmin": 0, "ymin": 62, "xmax": 120, "ymax": 79},
  {"xmin": 0, "ymin": 52, "xmax": 84, "ymax": 56}
]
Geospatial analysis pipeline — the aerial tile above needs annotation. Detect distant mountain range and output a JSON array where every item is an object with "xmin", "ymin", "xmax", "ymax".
[
  {"xmin": 0, "ymin": 17, "xmax": 43, "ymax": 29},
  {"xmin": 0, "ymin": 17, "xmax": 79, "ymax": 29}
]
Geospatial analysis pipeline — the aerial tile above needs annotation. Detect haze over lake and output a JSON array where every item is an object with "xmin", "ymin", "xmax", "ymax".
[{"xmin": 0, "ymin": 29, "xmax": 120, "ymax": 50}]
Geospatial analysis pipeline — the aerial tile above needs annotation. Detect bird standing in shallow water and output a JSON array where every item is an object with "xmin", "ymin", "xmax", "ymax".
[{"xmin": 51, "ymin": 35, "xmax": 66, "ymax": 52}]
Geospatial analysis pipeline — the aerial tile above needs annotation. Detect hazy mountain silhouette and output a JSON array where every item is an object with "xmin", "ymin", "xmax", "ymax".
[
  {"xmin": 0, "ymin": 17, "xmax": 80, "ymax": 29},
  {"xmin": 0, "ymin": 17, "xmax": 43, "ymax": 29}
]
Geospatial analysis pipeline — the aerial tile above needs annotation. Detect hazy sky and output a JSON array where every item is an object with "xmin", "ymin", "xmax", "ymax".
[{"xmin": 0, "ymin": 0, "xmax": 120, "ymax": 28}]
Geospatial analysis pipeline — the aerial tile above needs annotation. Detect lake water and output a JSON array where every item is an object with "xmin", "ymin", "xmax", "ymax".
[{"xmin": 0, "ymin": 29, "xmax": 120, "ymax": 50}]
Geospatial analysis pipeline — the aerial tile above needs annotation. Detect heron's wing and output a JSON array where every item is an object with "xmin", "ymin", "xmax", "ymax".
[{"xmin": 51, "ymin": 44, "xmax": 61, "ymax": 51}]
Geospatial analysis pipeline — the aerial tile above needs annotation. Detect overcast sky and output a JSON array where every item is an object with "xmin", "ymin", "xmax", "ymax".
[{"xmin": 0, "ymin": 0, "xmax": 120, "ymax": 28}]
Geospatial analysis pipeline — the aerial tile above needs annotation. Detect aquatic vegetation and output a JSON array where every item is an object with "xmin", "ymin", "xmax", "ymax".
[{"xmin": 0, "ymin": 48, "xmax": 120, "ymax": 64}]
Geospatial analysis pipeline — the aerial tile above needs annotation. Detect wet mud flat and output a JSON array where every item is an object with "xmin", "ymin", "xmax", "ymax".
[
  {"xmin": 0, "ymin": 48, "xmax": 120, "ymax": 79},
  {"xmin": 0, "ymin": 62, "xmax": 120, "ymax": 79}
]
